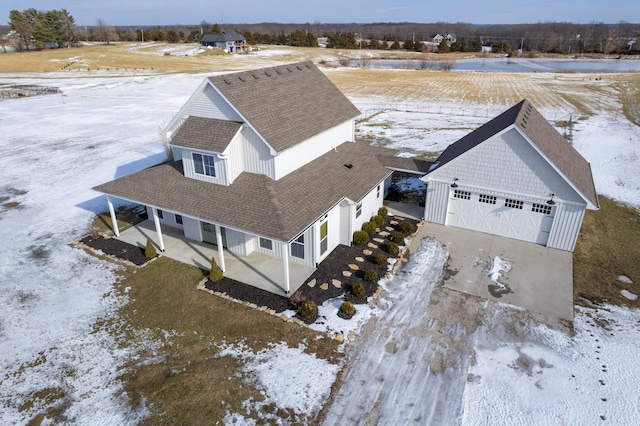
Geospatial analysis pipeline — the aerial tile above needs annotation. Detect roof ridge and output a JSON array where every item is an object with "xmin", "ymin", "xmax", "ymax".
[{"xmin": 263, "ymin": 178, "xmax": 288, "ymax": 241}]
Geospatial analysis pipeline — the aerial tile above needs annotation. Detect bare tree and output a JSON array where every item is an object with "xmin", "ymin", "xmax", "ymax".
[
  {"xmin": 95, "ymin": 18, "xmax": 119, "ymax": 44},
  {"xmin": 438, "ymin": 60, "xmax": 456, "ymax": 71}
]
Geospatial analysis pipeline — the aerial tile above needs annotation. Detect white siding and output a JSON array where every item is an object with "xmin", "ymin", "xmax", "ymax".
[
  {"xmin": 339, "ymin": 199, "xmax": 352, "ymax": 245},
  {"xmin": 424, "ymin": 180, "xmax": 449, "ymax": 225},
  {"xmin": 432, "ymin": 128, "xmax": 582, "ymax": 204},
  {"xmin": 274, "ymin": 120, "xmax": 354, "ymax": 180},
  {"xmin": 353, "ymin": 179, "xmax": 387, "ymax": 233},
  {"xmin": 180, "ymin": 147, "xmax": 230, "ymax": 186},
  {"xmin": 314, "ymin": 203, "xmax": 343, "ymax": 264},
  {"xmin": 547, "ymin": 202, "xmax": 585, "ymax": 252},
  {"xmin": 225, "ymin": 228, "xmax": 248, "ymax": 256},
  {"xmin": 224, "ymin": 135, "xmax": 245, "ymax": 184},
  {"xmin": 188, "ymin": 84, "xmax": 243, "ymax": 121},
  {"xmin": 145, "ymin": 206, "xmax": 184, "ymax": 230},
  {"xmin": 239, "ymin": 126, "xmax": 275, "ymax": 179},
  {"xmin": 183, "ymin": 216, "xmax": 201, "ymax": 241}
]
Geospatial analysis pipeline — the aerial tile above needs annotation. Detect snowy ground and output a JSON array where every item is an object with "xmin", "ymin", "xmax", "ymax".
[{"xmin": 1, "ymin": 70, "xmax": 639, "ymax": 424}]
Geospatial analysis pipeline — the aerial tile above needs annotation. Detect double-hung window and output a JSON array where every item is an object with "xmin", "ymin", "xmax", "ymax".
[
  {"xmin": 291, "ymin": 234, "xmax": 305, "ymax": 259},
  {"xmin": 193, "ymin": 153, "xmax": 216, "ymax": 177}
]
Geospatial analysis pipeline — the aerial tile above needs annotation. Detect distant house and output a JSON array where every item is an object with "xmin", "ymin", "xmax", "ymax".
[
  {"xmin": 94, "ymin": 61, "xmax": 400, "ymax": 295},
  {"xmin": 422, "ymin": 100, "xmax": 598, "ymax": 252},
  {"xmin": 200, "ymin": 31, "xmax": 248, "ymax": 53},
  {"xmin": 481, "ymin": 43, "xmax": 493, "ymax": 53},
  {"xmin": 431, "ymin": 33, "xmax": 456, "ymax": 44}
]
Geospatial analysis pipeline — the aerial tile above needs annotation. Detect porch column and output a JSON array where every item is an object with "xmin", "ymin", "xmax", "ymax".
[
  {"xmin": 215, "ymin": 226, "xmax": 226, "ymax": 272},
  {"xmin": 282, "ymin": 241, "xmax": 291, "ymax": 294},
  {"xmin": 151, "ymin": 207, "xmax": 165, "ymax": 252},
  {"xmin": 106, "ymin": 195, "xmax": 119, "ymax": 237}
]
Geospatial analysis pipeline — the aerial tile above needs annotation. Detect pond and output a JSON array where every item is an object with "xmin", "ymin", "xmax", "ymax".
[{"xmin": 340, "ymin": 57, "xmax": 640, "ymax": 73}]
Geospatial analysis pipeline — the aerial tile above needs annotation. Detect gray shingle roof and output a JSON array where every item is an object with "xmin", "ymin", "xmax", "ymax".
[
  {"xmin": 208, "ymin": 61, "xmax": 361, "ymax": 153},
  {"xmin": 431, "ymin": 100, "xmax": 598, "ymax": 207},
  {"xmin": 171, "ymin": 116, "xmax": 241, "ymax": 153},
  {"xmin": 377, "ymin": 155, "xmax": 432, "ymax": 174},
  {"xmin": 201, "ymin": 31, "xmax": 246, "ymax": 43},
  {"xmin": 94, "ymin": 140, "xmax": 397, "ymax": 241}
]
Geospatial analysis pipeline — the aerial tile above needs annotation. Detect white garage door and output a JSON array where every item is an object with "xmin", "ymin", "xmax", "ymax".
[{"xmin": 446, "ymin": 189, "xmax": 555, "ymax": 245}]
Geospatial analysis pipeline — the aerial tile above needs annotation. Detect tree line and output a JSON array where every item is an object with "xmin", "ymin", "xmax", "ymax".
[{"xmin": 8, "ymin": 8, "xmax": 77, "ymax": 50}]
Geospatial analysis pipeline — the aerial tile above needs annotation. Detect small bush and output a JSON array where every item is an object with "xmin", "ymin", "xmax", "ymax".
[
  {"xmin": 361, "ymin": 221, "xmax": 376, "ymax": 236},
  {"xmin": 371, "ymin": 214, "xmax": 384, "ymax": 228},
  {"xmin": 375, "ymin": 254, "xmax": 388, "ymax": 266},
  {"xmin": 387, "ymin": 242, "xmax": 399, "ymax": 255},
  {"xmin": 391, "ymin": 232, "xmax": 405, "ymax": 245},
  {"xmin": 298, "ymin": 300, "xmax": 318, "ymax": 318},
  {"xmin": 353, "ymin": 230, "xmax": 369, "ymax": 245},
  {"xmin": 399, "ymin": 222, "xmax": 414, "ymax": 235},
  {"xmin": 209, "ymin": 257, "xmax": 224, "ymax": 282},
  {"xmin": 145, "ymin": 238, "xmax": 157, "ymax": 259},
  {"xmin": 364, "ymin": 269, "xmax": 379, "ymax": 283},
  {"xmin": 352, "ymin": 282, "xmax": 366, "ymax": 298},
  {"xmin": 378, "ymin": 206, "xmax": 388, "ymax": 218},
  {"xmin": 340, "ymin": 301, "xmax": 356, "ymax": 315}
]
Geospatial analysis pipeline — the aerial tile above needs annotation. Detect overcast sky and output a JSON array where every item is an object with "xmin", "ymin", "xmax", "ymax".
[{"xmin": 1, "ymin": 0, "xmax": 637, "ymax": 26}]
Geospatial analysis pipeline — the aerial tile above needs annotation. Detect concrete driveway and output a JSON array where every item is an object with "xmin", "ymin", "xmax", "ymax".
[{"xmin": 408, "ymin": 222, "xmax": 574, "ymax": 320}]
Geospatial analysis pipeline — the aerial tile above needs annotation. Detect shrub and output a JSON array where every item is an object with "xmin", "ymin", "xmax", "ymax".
[
  {"xmin": 352, "ymin": 282, "xmax": 366, "ymax": 298},
  {"xmin": 145, "ymin": 238, "xmax": 157, "ymax": 259},
  {"xmin": 298, "ymin": 300, "xmax": 318, "ymax": 318},
  {"xmin": 378, "ymin": 206, "xmax": 388, "ymax": 218},
  {"xmin": 371, "ymin": 214, "xmax": 384, "ymax": 228},
  {"xmin": 353, "ymin": 230, "xmax": 369, "ymax": 245},
  {"xmin": 399, "ymin": 222, "xmax": 414, "ymax": 235},
  {"xmin": 364, "ymin": 269, "xmax": 379, "ymax": 283},
  {"xmin": 391, "ymin": 232, "xmax": 405, "ymax": 245},
  {"xmin": 209, "ymin": 257, "xmax": 224, "ymax": 282},
  {"xmin": 361, "ymin": 221, "xmax": 376, "ymax": 236},
  {"xmin": 340, "ymin": 301, "xmax": 356, "ymax": 315},
  {"xmin": 375, "ymin": 254, "xmax": 388, "ymax": 266},
  {"xmin": 387, "ymin": 242, "xmax": 399, "ymax": 255}
]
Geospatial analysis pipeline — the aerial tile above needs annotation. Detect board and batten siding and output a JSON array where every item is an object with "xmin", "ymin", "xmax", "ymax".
[
  {"xmin": 182, "ymin": 216, "xmax": 201, "ymax": 241},
  {"xmin": 180, "ymin": 147, "xmax": 230, "ymax": 186},
  {"xmin": 254, "ymin": 226, "xmax": 315, "ymax": 268},
  {"xmin": 224, "ymin": 136, "xmax": 245, "ymax": 184},
  {"xmin": 424, "ymin": 180, "xmax": 449, "ymax": 225},
  {"xmin": 225, "ymin": 228, "xmax": 249, "ymax": 256},
  {"xmin": 274, "ymin": 120, "xmax": 354, "ymax": 180},
  {"xmin": 547, "ymin": 202, "xmax": 585, "ymax": 252},
  {"xmin": 339, "ymin": 199, "xmax": 353, "ymax": 245},
  {"xmin": 239, "ymin": 126, "xmax": 275, "ymax": 179},
  {"xmin": 314, "ymin": 202, "xmax": 343, "ymax": 264},
  {"xmin": 433, "ymin": 128, "xmax": 583, "ymax": 204},
  {"xmin": 188, "ymin": 84, "xmax": 243, "ymax": 122}
]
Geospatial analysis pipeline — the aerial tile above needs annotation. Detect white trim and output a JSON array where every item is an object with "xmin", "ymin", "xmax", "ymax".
[
  {"xmin": 106, "ymin": 195, "xmax": 120, "ymax": 237},
  {"xmin": 282, "ymin": 242, "xmax": 290, "ymax": 294},
  {"xmin": 215, "ymin": 224, "xmax": 226, "ymax": 271},
  {"xmin": 151, "ymin": 207, "xmax": 165, "ymax": 252}
]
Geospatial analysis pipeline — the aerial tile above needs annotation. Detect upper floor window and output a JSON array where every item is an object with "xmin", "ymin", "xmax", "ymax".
[
  {"xmin": 193, "ymin": 153, "xmax": 216, "ymax": 177},
  {"xmin": 356, "ymin": 203, "xmax": 362, "ymax": 218}
]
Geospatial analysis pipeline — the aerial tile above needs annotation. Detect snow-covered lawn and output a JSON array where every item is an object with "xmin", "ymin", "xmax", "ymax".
[{"xmin": 0, "ymin": 70, "xmax": 639, "ymax": 424}]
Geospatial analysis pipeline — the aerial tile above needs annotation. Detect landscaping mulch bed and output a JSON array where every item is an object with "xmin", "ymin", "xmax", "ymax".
[
  {"xmin": 205, "ymin": 278, "xmax": 294, "ymax": 313},
  {"xmin": 80, "ymin": 235, "xmax": 149, "ymax": 266}
]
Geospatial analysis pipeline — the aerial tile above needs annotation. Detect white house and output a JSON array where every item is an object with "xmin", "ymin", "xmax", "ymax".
[
  {"xmin": 422, "ymin": 100, "xmax": 598, "ymax": 252},
  {"xmin": 94, "ymin": 61, "xmax": 398, "ymax": 295},
  {"xmin": 200, "ymin": 31, "xmax": 248, "ymax": 53}
]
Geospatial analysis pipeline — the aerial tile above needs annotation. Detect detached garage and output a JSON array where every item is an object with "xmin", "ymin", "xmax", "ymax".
[{"xmin": 422, "ymin": 100, "xmax": 598, "ymax": 252}]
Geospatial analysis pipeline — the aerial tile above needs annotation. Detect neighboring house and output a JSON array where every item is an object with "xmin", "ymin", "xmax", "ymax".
[
  {"xmin": 422, "ymin": 100, "xmax": 598, "ymax": 252},
  {"xmin": 200, "ymin": 31, "xmax": 248, "ymax": 53},
  {"xmin": 430, "ymin": 33, "xmax": 456, "ymax": 44},
  {"xmin": 94, "ymin": 61, "xmax": 398, "ymax": 295},
  {"xmin": 481, "ymin": 43, "xmax": 493, "ymax": 53}
]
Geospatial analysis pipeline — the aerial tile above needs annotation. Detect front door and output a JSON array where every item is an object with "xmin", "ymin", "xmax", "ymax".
[{"xmin": 201, "ymin": 222, "xmax": 227, "ymax": 248}]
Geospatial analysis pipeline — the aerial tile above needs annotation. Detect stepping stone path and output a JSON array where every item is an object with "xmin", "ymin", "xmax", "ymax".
[
  {"xmin": 342, "ymin": 271, "xmax": 352, "ymax": 277},
  {"xmin": 373, "ymin": 238, "xmax": 385, "ymax": 243},
  {"xmin": 307, "ymin": 279, "xmax": 316, "ymax": 288},
  {"xmin": 348, "ymin": 263, "xmax": 360, "ymax": 270},
  {"xmin": 385, "ymin": 226, "xmax": 394, "ymax": 231},
  {"xmin": 331, "ymin": 279, "xmax": 342, "ymax": 288},
  {"xmin": 320, "ymin": 283, "xmax": 329, "ymax": 290},
  {"xmin": 379, "ymin": 231, "xmax": 390, "ymax": 237},
  {"xmin": 363, "ymin": 249, "xmax": 373, "ymax": 256},
  {"xmin": 390, "ymin": 220, "xmax": 399, "ymax": 225},
  {"xmin": 368, "ymin": 243, "xmax": 379, "ymax": 249},
  {"xmin": 355, "ymin": 256, "xmax": 365, "ymax": 262}
]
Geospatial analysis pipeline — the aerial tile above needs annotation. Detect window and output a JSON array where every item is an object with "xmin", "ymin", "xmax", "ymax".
[
  {"xmin": 532, "ymin": 203, "xmax": 552, "ymax": 215},
  {"xmin": 157, "ymin": 209, "xmax": 164, "ymax": 219},
  {"xmin": 175, "ymin": 214, "xmax": 183, "ymax": 225},
  {"xmin": 193, "ymin": 152, "xmax": 216, "ymax": 177},
  {"xmin": 291, "ymin": 234, "xmax": 305, "ymax": 259},
  {"xmin": 479, "ymin": 194, "xmax": 497, "ymax": 204},
  {"xmin": 453, "ymin": 189, "xmax": 471, "ymax": 200},
  {"xmin": 259, "ymin": 237, "xmax": 273, "ymax": 251},
  {"xmin": 505, "ymin": 198, "xmax": 523, "ymax": 209},
  {"xmin": 377, "ymin": 184, "xmax": 381, "ymax": 199},
  {"xmin": 320, "ymin": 221, "xmax": 328, "ymax": 255},
  {"xmin": 356, "ymin": 203, "xmax": 362, "ymax": 218}
]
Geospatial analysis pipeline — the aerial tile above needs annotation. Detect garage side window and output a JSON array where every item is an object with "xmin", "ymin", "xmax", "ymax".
[
  {"xmin": 532, "ymin": 203, "xmax": 552, "ymax": 214},
  {"xmin": 505, "ymin": 198, "xmax": 523, "ymax": 209},
  {"xmin": 479, "ymin": 194, "xmax": 497, "ymax": 204},
  {"xmin": 453, "ymin": 189, "xmax": 471, "ymax": 200}
]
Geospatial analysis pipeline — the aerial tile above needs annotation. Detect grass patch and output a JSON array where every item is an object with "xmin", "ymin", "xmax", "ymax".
[
  {"xmin": 115, "ymin": 256, "xmax": 341, "ymax": 424},
  {"xmin": 573, "ymin": 196, "xmax": 640, "ymax": 308}
]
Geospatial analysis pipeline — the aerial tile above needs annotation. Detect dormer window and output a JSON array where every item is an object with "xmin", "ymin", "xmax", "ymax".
[{"xmin": 193, "ymin": 153, "xmax": 216, "ymax": 177}]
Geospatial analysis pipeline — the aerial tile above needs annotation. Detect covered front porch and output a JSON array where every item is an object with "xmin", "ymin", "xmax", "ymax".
[{"xmin": 116, "ymin": 220, "xmax": 316, "ymax": 297}]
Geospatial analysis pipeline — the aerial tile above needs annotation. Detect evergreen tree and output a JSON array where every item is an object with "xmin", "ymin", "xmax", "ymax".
[
  {"xmin": 438, "ymin": 39, "xmax": 450, "ymax": 53},
  {"xmin": 209, "ymin": 257, "xmax": 223, "ymax": 282}
]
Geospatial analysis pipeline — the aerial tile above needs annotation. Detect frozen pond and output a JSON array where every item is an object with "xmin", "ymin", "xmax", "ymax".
[{"xmin": 341, "ymin": 57, "xmax": 640, "ymax": 73}]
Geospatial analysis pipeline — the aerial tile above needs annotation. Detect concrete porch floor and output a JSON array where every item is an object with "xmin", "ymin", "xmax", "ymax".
[
  {"xmin": 386, "ymin": 201, "xmax": 424, "ymax": 221},
  {"xmin": 116, "ymin": 220, "xmax": 316, "ymax": 296}
]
